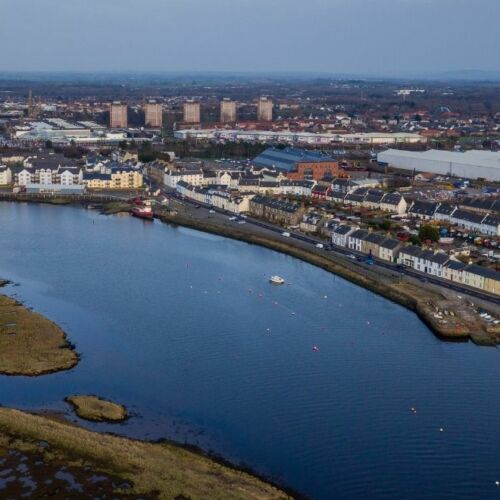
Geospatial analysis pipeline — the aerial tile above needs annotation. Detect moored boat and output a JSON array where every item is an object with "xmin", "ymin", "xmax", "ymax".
[
  {"xmin": 269, "ymin": 275, "xmax": 285, "ymax": 285},
  {"xmin": 132, "ymin": 201, "xmax": 154, "ymax": 220}
]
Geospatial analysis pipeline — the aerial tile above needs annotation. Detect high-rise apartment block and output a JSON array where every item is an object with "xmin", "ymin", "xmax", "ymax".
[
  {"xmin": 183, "ymin": 100, "xmax": 201, "ymax": 124},
  {"xmin": 110, "ymin": 102, "xmax": 128, "ymax": 128},
  {"xmin": 257, "ymin": 97, "xmax": 273, "ymax": 122},
  {"xmin": 220, "ymin": 98, "xmax": 237, "ymax": 123},
  {"xmin": 145, "ymin": 101, "xmax": 163, "ymax": 128}
]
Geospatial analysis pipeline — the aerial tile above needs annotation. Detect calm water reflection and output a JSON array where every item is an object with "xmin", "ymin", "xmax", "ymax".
[{"xmin": 1, "ymin": 203, "xmax": 500, "ymax": 499}]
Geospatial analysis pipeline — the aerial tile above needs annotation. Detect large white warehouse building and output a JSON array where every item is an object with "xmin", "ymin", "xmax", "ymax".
[{"xmin": 378, "ymin": 149, "xmax": 500, "ymax": 182}]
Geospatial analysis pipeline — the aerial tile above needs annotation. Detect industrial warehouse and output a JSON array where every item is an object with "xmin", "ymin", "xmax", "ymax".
[{"xmin": 378, "ymin": 149, "xmax": 500, "ymax": 182}]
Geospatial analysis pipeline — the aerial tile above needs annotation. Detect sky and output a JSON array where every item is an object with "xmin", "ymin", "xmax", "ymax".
[{"xmin": 1, "ymin": 0, "xmax": 499, "ymax": 76}]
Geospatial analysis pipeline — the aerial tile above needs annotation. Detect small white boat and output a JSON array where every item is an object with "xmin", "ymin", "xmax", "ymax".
[{"xmin": 269, "ymin": 275, "xmax": 285, "ymax": 285}]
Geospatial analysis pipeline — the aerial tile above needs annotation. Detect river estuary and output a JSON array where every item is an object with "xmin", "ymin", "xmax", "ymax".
[{"xmin": 1, "ymin": 202, "xmax": 500, "ymax": 499}]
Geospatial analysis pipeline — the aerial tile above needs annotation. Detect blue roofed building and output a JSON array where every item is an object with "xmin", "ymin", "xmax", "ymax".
[{"xmin": 252, "ymin": 147, "xmax": 343, "ymax": 180}]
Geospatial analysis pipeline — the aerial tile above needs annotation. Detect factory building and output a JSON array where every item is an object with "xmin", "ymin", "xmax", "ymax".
[
  {"xmin": 253, "ymin": 147, "xmax": 345, "ymax": 181},
  {"xmin": 183, "ymin": 100, "xmax": 201, "ymax": 124},
  {"xmin": 257, "ymin": 97, "xmax": 273, "ymax": 122},
  {"xmin": 220, "ymin": 98, "xmax": 237, "ymax": 123},
  {"xmin": 144, "ymin": 101, "xmax": 163, "ymax": 128},
  {"xmin": 110, "ymin": 102, "xmax": 128, "ymax": 128},
  {"xmin": 377, "ymin": 149, "xmax": 500, "ymax": 182}
]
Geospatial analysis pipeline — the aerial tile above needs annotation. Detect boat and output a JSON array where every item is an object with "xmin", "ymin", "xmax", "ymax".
[
  {"xmin": 132, "ymin": 201, "xmax": 154, "ymax": 220},
  {"xmin": 269, "ymin": 275, "xmax": 285, "ymax": 285}
]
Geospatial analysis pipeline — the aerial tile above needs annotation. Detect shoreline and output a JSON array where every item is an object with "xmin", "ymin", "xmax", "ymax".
[
  {"xmin": 0, "ymin": 407, "xmax": 296, "ymax": 499},
  {"xmin": 155, "ymin": 210, "xmax": 491, "ymax": 344},
  {"xmin": 0, "ymin": 281, "xmax": 80, "ymax": 377},
  {"xmin": 1, "ymin": 196, "xmax": 496, "ymax": 343}
]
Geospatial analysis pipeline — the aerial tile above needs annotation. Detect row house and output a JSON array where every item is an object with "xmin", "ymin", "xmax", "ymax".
[
  {"xmin": 462, "ymin": 265, "xmax": 500, "ymax": 296},
  {"xmin": 460, "ymin": 197, "xmax": 500, "ymax": 215},
  {"xmin": 408, "ymin": 201, "xmax": 438, "ymax": 220},
  {"xmin": 279, "ymin": 179, "xmax": 315, "ymax": 197},
  {"xmin": 331, "ymin": 225, "xmax": 358, "ymax": 247},
  {"xmin": 300, "ymin": 213, "xmax": 322, "ymax": 233},
  {"xmin": 164, "ymin": 169, "xmax": 204, "ymax": 188},
  {"xmin": 442, "ymin": 260, "xmax": 466, "ymax": 283},
  {"xmin": 362, "ymin": 232, "xmax": 387, "ymax": 257},
  {"xmin": 379, "ymin": 238, "xmax": 403, "ymax": 263},
  {"xmin": 249, "ymin": 196, "xmax": 304, "ymax": 226},
  {"xmin": 311, "ymin": 184, "xmax": 332, "ymax": 200},
  {"xmin": 348, "ymin": 229, "xmax": 369, "ymax": 251}
]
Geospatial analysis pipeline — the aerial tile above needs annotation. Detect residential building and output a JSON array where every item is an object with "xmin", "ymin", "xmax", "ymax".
[
  {"xmin": 331, "ymin": 225, "xmax": 357, "ymax": 248},
  {"xmin": 0, "ymin": 166, "xmax": 12, "ymax": 185},
  {"xmin": 362, "ymin": 232, "xmax": 386, "ymax": 258},
  {"xmin": 257, "ymin": 97, "xmax": 273, "ymax": 122},
  {"xmin": 144, "ymin": 101, "xmax": 163, "ymax": 128},
  {"xmin": 220, "ymin": 98, "xmax": 237, "ymax": 123},
  {"xmin": 183, "ymin": 100, "xmax": 200, "ymax": 124},
  {"xmin": 347, "ymin": 229, "xmax": 369, "ymax": 251},
  {"xmin": 443, "ymin": 260, "xmax": 466, "ymax": 283},
  {"xmin": 110, "ymin": 102, "xmax": 128, "ymax": 128},
  {"xmin": 249, "ymin": 195, "xmax": 303, "ymax": 225},
  {"xmin": 379, "ymin": 238, "xmax": 402, "ymax": 263},
  {"xmin": 164, "ymin": 169, "xmax": 204, "ymax": 188}
]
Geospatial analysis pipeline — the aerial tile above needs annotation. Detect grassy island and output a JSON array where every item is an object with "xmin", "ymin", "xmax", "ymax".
[
  {"xmin": 66, "ymin": 395, "xmax": 128, "ymax": 422},
  {"xmin": 0, "ymin": 294, "xmax": 78, "ymax": 376},
  {"xmin": 0, "ymin": 408, "xmax": 291, "ymax": 499}
]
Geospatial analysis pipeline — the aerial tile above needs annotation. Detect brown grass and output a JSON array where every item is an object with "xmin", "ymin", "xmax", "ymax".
[
  {"xmin": 66, "ymin": 395, "xmax": 127, "ymax": 422},
  {"xmin": 0, "ymin": 408, "xmax": 291, "ymax": 499},
  {"xmin": 0, "ymin": 295, "xmax": 78, "ymax": 376}
]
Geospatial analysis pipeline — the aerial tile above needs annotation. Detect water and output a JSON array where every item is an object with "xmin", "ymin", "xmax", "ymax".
[{"xmin": 1, "ymin": 202, "xmax": 500, "ymax": 499}]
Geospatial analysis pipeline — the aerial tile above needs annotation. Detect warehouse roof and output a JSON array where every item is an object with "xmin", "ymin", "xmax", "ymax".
[{"xmin": 253, "ymin": 147, "xmax": 334, "ymax": 172}]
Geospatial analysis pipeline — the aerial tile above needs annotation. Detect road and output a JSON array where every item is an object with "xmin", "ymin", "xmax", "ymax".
[{"xmin": 154, "ymin": 185, "xmax": 500, "ymax": 308}]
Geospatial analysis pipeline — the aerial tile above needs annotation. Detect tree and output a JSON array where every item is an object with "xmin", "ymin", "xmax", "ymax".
[
  {"xmin": 419, "ymin": 224, "xmax": 439, "ymax": 242},
  {"xmin": 410, "ymin": 234, "xmax": 421, "ymax": 246}
]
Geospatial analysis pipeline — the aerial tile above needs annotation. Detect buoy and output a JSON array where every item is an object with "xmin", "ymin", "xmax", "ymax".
[
  {"xmin": 495, "ymin": 481, "xmax": 499, "ymax": 486},
  {"xmin": 323, "ymin": 295, "xmax": 328, "ymax": 299},
  {"xmin": 312, "ymin": 346, "xmax": 319, "ymax": 352},
  {"xmin": 439, "ymin": 427, "xmax": 444, "ymax": 432}
]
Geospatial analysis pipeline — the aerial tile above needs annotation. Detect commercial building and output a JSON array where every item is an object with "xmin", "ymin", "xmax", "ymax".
[
  {"xmin": 174, "ymin": 129, "xmax": 424, "ymax": 145},
  {"xmin": 144, "ymin": 101, "xmax": 163, "ymax": 128},
  {"xmin": 377, "ymin": 149, "xmax": 500, "ymax": 182},
  {"xmin": 220, "ymin": 99, "xmax": 237, "ymax": 123},
  {"xmin": 257, "ymin": 97, "xmax": 273, "ymax": 122},
  {"xmin": 253, "ymin": 147, "xmax": 343, "ymax": 181},
  {"xmin": 183, "ymin": 101, "xmax": 201, "ymax": 124},
  {"xmin": 110, "ymin": 102, "xmax": 128, "ymax": 128}
]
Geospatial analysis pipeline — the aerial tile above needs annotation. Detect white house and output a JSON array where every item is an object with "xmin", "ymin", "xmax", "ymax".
[
  {"xmin": 332, "ymin": 225, "xmax": 357, "ymax": 248},
  {"xmin": 347, "ymin": 229, "xmax": 369, "ymax": 251},
  {"xmin": 164, "ymin": 169, "xmax": 204, "ymax": 188},
  {"xmin": 17, "ymin": 168, "xmax": 34, "ymax": 186}
]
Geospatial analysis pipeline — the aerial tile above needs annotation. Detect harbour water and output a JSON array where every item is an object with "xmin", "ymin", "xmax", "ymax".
[{"xmin": 1, "ymin": 202, "xmax": 500, "ymax": 498}]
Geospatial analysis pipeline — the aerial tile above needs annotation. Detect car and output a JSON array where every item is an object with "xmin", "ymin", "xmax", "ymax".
[
  {"xmin": 229, "ymin": 216, "xmax": 237, "ymax": 221},
  {"xmin": 237, "ymin": 220, "xmax": 246, "ymax": 224},
  {"xmin": 348, "ymin": 254, "xmax": 356, "ymax": 260},
  {"xmin": 194, "ymin": 204, "xmax": 201, "ymax": 209},
  {"xmin": 315, "ymin": 243, "xmax": 324, "ymax": 249},
  {"xmin": 209, "ymin": 210, "xmax": 215, "ymax": 214},
  {"xmin": 282, "ymin": 232, "xmax": 291, "ymax": 237}
]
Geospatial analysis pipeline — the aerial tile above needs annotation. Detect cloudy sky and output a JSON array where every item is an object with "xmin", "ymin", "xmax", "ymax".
[{"xmin": 1, "ymin": 0, "xmax": 499, "ymax": 75}]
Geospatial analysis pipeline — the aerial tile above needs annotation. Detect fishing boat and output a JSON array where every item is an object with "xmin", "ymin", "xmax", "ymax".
[
  {"xmin": 132, "ymin": 201, "xmax": 154, "ymax": 220},
  {"xmin": 269, "ymin": 275, "xmax": 285, "ymax": 285}
]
